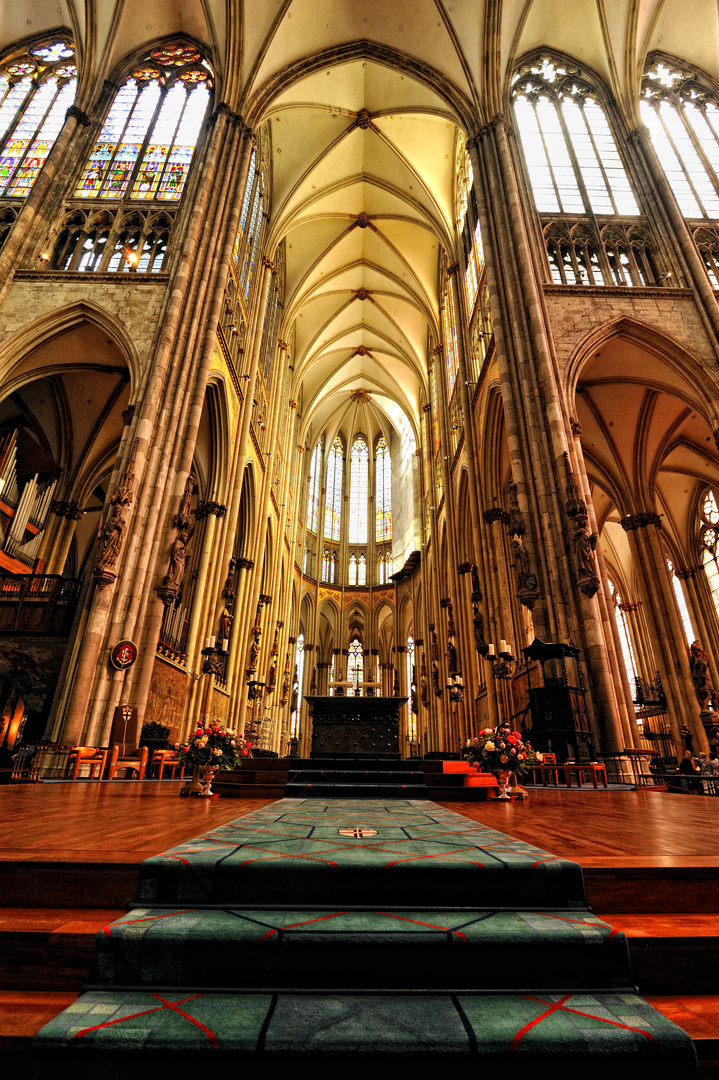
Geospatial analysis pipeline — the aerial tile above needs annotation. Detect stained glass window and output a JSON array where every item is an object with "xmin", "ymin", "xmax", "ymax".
[
  {"xmin": 442, "ymin": 282, "xmax": 460, "ymax": 398},
  {"xmin": 306, "ymin": 440, "xmax": 322, "ymax": 533},
  {"xmin": 75, "ymin": 44, "xmax": 211, "ymax": 202},
  {"xmin": 375, "ymin": 436, "xmax": 392, "ymax": 542},
  {"xmin": 348, "ymin": 553, "xmax": 358, "ymax": 585},
  {"xmin": 240, "ymin": 176, "xmax": 264, "ymax": 299},
  {"xmin": 406, "ymin": 636, "xmax": 417, "ymax": 742},
  {"xmin": 608, "ymin": 579, "xmax": 638, "ymax": 691},
  {"xmin": 322, "ymin": 548, "xmax": 337, "ymax": 584},
  {"xmin": 378, "ymin": 550, "xmax": 391, "ymax": 584},
  {"xmin": 667, "ymin": 558, "xmax": 696, "ymax": 644},
  {"xmin": 0, "ymin": 39, "xmax": 77, "ymax": 197},
  {"xmin": 349, "ymin": 436, "xmax": 369, "ymax": 544},
  {"xmin": 700, "ymin": 490, "xmax": 719, "ymax": 623},
  {"xmin": 291, "ymin": 634, "xmax": 304, "ymax": 739},
  {"xmin": 641, "ymin": 62, "xmax": 719, "ymax": 219},
  {"xmin": 348, "ymin": 637, "xmax": 364, "ymax": 694},
  {"xmin": 512, "ymin": 56, "xmax": 639, "ymax": 216},
  {"xmin": 324, "ymin": 436, "xmax": 343, "ymax": 541}
]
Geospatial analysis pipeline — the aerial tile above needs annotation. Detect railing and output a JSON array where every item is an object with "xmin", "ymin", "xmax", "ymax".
[
  {"xmin": 0, "ymin": 575, "xmax": 81, "ymax": 634},
  {"xmin": 541, "ymin": 216, "xmax": 669, "ymax": 287},
  {"xmin": 11, "ymin": 742, "xmax": 74, "ymax": 780}
]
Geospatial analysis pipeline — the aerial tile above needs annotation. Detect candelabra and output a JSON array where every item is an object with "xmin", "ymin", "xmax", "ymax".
[
  {"xmin": 484, "ymin": 639, "xmax": 516, "ymax": 680},
  {"xmin": 447, "ymin": 672, "xmax": 464, "ymax": 703},
  {"xmin": 201, "ymin": 634, "xmax": 228, "ymax": 676}
]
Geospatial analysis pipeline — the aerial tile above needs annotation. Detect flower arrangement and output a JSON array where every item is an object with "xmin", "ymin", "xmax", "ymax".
[
  {"xmin": 464, "ymin": 722, "xmax": 539, "ymax": 780},
  {"xmin": 175, "ymin": 720, "xmax": 252, "ymax": 771}
]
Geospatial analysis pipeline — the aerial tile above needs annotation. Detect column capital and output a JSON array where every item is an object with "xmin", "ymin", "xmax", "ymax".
[{"xmin": 620, "ymin": 512, "xmax": 662, "ymax": 531}]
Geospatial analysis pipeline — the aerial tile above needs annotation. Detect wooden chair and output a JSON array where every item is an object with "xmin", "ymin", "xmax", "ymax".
[
  {"xmin": 149, "ymin": 748, "xmax": 185, "ymax": 780},
  {"xmin": 537, "ymin": 752, "xmax": 564, "ymax": 786},
  {"xmin": 564, "ymin": 762, "xmax": 608, "ymax": 789},
  {"xmin": 106, "ymin": 744, "xmax": 148, "ymax": 780},
  {"xmin": 63, "ymin": 746, "xmax": 108, "ymax": 781}
]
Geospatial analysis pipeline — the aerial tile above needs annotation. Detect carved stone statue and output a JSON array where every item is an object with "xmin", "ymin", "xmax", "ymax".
[
  {"xmin": 689, "ymin": 640, "xmax": 715, "ymax": 711},
  {"xmin": 222, "ymin": 558, "xmax": 237, "ymax": 604},
  {"xmin": 280, "ymin": 653, "xmax": 290, "ymax": 705},
  {"xmin": 248, "ymin": 637, "xmax": 260, "ymax": 670},
  {"xmin": 472, "ymin": 601, "xmax": 485, "ymax": 645},
  {"xmin": 431, "ymin": 660, "xmax": 440, "ymax": 692},
  {"xmin": 447, "ymin": 639, "xmax": 458, "ymax": 674},
  {"xmin": 511, "ymin": 538, "xmax": 536, "ymax": 591},
  {"xmin": 164, "ymin": 524, "xmax": 193, "ymax": 589},
  {"xmin": 220, "ymin": 606, "xmax": 233, "ymax": 642},
  {"xmin": 268, "ymin": 656, "xmax": 277, "ymax": 689},
  {"xmin": 471, "ymin": 563, "xmax": 482, "ymax": 601},
  {"xmin": 420, "ymin": 653, "xmax": 428, "ymax": 705},
  {"xmin": 174, "ymin": 472, "xmax": 195, "ymax": 529},
  {"xmin": 96, "ymin": 505, "xmax": 126, "ymax": 569},
  {"xmin": 564, "ymin": 452, "xmax": 599, "ymax": 598}
]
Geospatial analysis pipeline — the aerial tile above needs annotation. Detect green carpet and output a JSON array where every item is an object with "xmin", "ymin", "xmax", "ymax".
[{"xmin": 33, "ymin": 798, "xmax": 697, "ymax": 1076}]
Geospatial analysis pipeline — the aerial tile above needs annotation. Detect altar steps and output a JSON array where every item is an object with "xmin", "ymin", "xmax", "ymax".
[
  {"xmin": 214, "ymin": 757, "xmax": 498, "ymax": 800},
  {"xmin": 30, "ymin": 799, "xmax": 699, "ymax": 1077}
]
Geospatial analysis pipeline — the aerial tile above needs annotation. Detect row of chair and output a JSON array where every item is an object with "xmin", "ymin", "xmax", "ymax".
[
  {"xmin": 531, "ymin": 753, "xmax": 608, "ymax": 788},
  {"xmin": 62, "ymin": 745, "xmax": 185, "ymax": 782}
]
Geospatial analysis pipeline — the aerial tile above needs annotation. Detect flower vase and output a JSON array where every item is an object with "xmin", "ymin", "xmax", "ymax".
[
  {"xmin": 198, "ymin": 764, "xmax": 220, "ymax": 797},
  {"xmin": 495, "ymin": 769, "xmax": 513, "ymax": 800},
  {"xmin": 185, "ymin": 765, "xmax": 203, "ymax": 795}
]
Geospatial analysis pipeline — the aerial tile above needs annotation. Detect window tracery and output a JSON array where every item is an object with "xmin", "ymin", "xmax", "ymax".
[
  {"xmin": 0, "ymin": 37, "xmax": 76, "ymax": 198},
  {"xmin": 406, "ymin": 636, "xmax": 417, "ymax": 742},
  {"xmin": 375, "ymin": 436, "xmax": 392, "ymax": 542},
  {"xmin": 608, "ymin": 578, "xmax": 639, "ymax": 690},
  {"xmin": 291, "ymin": 633, "xmax": 304, "ymax": 739},
  {"xmin": 544, "ymin": 220, "xmax": 660, "ymax": 286},
  {"xmin": 75, "ymin": 44, "xmax": 212, "ymax": 203},
  {"xmin": 50, "ymin": 206, "xmax": 174, "ymax": 272},
  {"xmin": 441, "ymin": 280, "xmax": 460, "ymax": 398},
  {"xmin": 349, "ymin": 435, "xmax": 369, "ymax": 545},
  {"xmin": 348, "ymin": 636, "xmax": 364, "ymax": 692},
  {"xmin": 306, "ymin": 440, "xmax": 322, "ymax": 534},
  {"xmin": 641, "ymin": 60, "xmax": 719, "ymax": 220},
  {"xmin": 512, "ymin": 55, "xmax": 639, "ymax": 216},
  {"xmin": 700, "ymin": 490, "xmax": 719, "ymax": 623},
  {"xmin": 377, "ymin": 550, "xmax": 392, "ymax": 584},
  {"xmin": 324, "ymin": 436, "xmax": 343, "ymax": 542},
  {"xmin": 667, "ymin": 557, "xmax": 696, "ymax": 643}
]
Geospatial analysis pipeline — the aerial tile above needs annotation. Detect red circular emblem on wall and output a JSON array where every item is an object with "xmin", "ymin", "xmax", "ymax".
[{"xmin": 110, "ymin": 639, "xmax": 138, "ymax": 670}]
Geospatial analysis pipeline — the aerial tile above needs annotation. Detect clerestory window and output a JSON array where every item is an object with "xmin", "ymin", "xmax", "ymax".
[
  {"xmin": 306, "ymin": 440, "xmax": 322, "ymax": 535},
  {"xmin": 512, "ymin": 55, "xmax": 639, "ymax": 216},
  {"xmin": 324, "ymin": 436, "xmax": 343, "ymax": 542},
  {"xmin": 75, "ymin": 43, "xmax": 212, "ymax": 203},
  {"xmin": 0, "ymin": 38, "xmax": 77, "ymax": 198},
  {"xmin": 641, "ymin": 59, "xmax": 719, "ymax": 220},
  {"xmin": 375, "ymin": 436, "xmax": 392, "ymax": 542},
  {"xmin": 700, "ymin": 490, "xmax": 719, "ymax": 624}
]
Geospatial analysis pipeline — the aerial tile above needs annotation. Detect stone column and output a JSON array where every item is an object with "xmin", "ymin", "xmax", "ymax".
[{"xmin": 621, "ymin": 513, "xmax": 708, "ymax": 753}]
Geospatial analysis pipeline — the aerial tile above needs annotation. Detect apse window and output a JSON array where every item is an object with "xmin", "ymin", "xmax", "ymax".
[{"xmin": 0, "ymin": 38, "xmax": 76, "ymax": 198}]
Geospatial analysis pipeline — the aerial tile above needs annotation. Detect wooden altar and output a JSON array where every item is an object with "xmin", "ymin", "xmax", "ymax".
[{"xmin": 304, "ymin": 695, "xmax": 407, "ymax": 758}]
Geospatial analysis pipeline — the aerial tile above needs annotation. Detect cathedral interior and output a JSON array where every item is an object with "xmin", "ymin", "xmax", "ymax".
[
  {"xmin": 0, "ymin": 0, "xmax": 718, "ymax": 766},
  {"xmin": 1, "ymin": 0, "xmax": 719, "ymax": 1070}
]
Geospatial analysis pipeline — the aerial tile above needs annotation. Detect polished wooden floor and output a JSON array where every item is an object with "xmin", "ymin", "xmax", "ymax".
[
  {"xmin": 1, "ymin": 781, "xmax": 718, "ymax": 1062},
  {"xmin": 1, "ymin": 780, "xmax": 715, "ymax": 866}
]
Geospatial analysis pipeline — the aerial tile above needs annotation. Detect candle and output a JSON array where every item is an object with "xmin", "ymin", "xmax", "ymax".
[
  {"xmin": 499, "ymin": 639, "xmax": 507, "ymax": 654},
  {"xmin": 208, "ymin": 635, "xmax": 216, "ymax": 648},
  {"xmin": 204, "ymin": 637, "xmax": 211, "ymax": 649},
  {"xmin": 222, "ymin": 638, "xmax": 229, "ymax": 652},
  {"xmin": 487, "ymin": 643, "xmax": 496, "ymax": 656}
]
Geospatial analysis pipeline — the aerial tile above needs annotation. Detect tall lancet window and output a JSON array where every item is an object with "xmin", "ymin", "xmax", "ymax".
[
  {"xmin": 324, "ymin": 436, "xmax": 343, "ymax": 542},
  {"xmin": 348, "ymin": 636, "xmax": 364, "ymax": 694},
  {"xmin": 441, "ymin": 283, "xmax": 460, "ymax": 398},
  {"xmin": 306, "ymin": 440, "xmax": 321, "ymax": 534},
  {"xmin": 290, "ymin": 633, "xmax": 304, "ymax": 740},
  {"xmin": 0, "ymin": 39, "xmax": 77, "ymax": 198},
  {"xmin": 375, "ymin": 436, "xmax": 392, "ymax": 542},
  {"xmin": 608, "ymin": 579, "xmax": 639, "ymax": 691},
  {"xmin": 512, "ymin": 56, "xmax": 639, "ymax": 216},
  {"xmin": 75, "ymin": 44, "xmax": 212, "ymax": 202},
  {"xmin": 349, "ymin": 436, "xmax": 369, "ymax": 544},
  {"xmin": 700, "ymin": 490, "xmax": 719, "ymax": 621},
  {"xmin": 666, "ymin": 557, "xmax": 696, "ymax": 644},
  {"xmin": 641, "ymin": 60, "xmax": 719, "ymax": 219}
]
